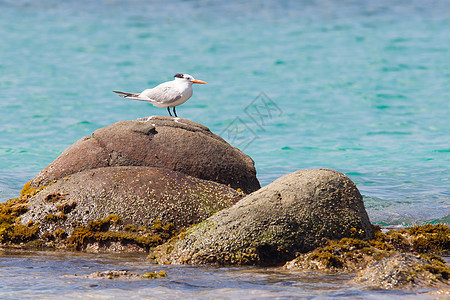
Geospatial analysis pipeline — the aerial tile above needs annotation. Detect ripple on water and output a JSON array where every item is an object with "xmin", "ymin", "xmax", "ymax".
[{"xmin": 0, "ymin": 250, "xmax": 429, "ymax": 299}]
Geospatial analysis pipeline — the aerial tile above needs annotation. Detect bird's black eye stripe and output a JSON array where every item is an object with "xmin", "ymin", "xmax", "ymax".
[{"xmin": 174, "ymin": 73, "xmax": 184, "ymax": 78}]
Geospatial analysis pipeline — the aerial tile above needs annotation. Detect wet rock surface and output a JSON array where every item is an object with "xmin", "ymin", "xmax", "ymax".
[
  {"xmin": 79, "ymin": 269, "xmax": 167, "ymax": 280},
  {"xmin": 284, "ymin": 224, "xmax": 449, "ymax": 289},
  {"xmin": 284, "ymin": 237, "xmax": 391, "ymax": 271},
  {"xmin": 154, "ymin": 169, "xmax": 374, "ymax": 266},
  {"xmin": 30, "ymin": 116, "xmax": 260, "ymax": 194},
  {"xmin": 355, "ymin": 253, "xmax": 449, "ymax": 289}
]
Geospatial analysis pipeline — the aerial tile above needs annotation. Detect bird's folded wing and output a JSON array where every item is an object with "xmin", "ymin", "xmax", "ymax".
[{"xmin": 140, "ymin": 85, "xmax": 181, "ymax": 104}]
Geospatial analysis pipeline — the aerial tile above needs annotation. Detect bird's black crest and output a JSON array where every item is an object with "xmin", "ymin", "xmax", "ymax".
[{"xmin": 174, "ymin": 73, "xmax": 184, "ymax": 78}]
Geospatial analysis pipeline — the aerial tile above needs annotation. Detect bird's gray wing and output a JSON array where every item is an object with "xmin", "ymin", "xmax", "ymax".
[{"xmin": 140, "ymin": 84, "xmax": 181, "ymax": 104}]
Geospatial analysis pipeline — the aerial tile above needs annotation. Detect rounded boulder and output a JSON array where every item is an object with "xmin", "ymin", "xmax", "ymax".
[
  {"xmin": 155, "ymin": 169, "xmax": 374, "ymax": 266},
  {"xmin": 21, "ymin": 166, "xmax": 244, "ymax": 233},
  {"xmin": 30, "ymin": 116, "xmax": 260, "ymax": 194}
]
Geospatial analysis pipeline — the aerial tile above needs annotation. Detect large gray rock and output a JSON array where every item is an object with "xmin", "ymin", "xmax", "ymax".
[
  {"xmin": 155, "ymin": 169, "xmax": 373, "ymax": 266},
  {"xmin": 30, "ymin": 116, "xmax": 260, "ymax": 194},
  {"xmin": 21, "ymin": 166, "xmax": 243, "ymax": 233}
]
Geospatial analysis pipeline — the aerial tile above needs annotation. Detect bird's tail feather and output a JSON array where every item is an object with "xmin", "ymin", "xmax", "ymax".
[
  {"xmin": 113, "ymin": 91, "xmax": 158, "ymax": 103},
  {"xmin": 113, "ymin": 91, "xmax": 140, "ymax": 98}
]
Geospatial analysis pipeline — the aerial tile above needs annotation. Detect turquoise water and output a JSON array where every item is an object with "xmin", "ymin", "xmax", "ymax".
[
  {"xmin": 0, "ymin": 0, "xmax": 449, "ymax": 297},
  {"xmin": 2, "ymin": 0, "xmax": 448, "ymax": 225}
]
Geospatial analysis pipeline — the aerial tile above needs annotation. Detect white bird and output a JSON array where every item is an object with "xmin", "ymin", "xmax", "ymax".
[{"xmin": 113, "ymin": 73, "xmax": 207, "ymax": 117}]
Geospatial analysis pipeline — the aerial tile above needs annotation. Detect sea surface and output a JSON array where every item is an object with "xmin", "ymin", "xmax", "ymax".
[
  {"xmin": 1, "ymin": 249, "xmax": 447, "ymax": 300},
  {"xmin": 0, "ymin": 0, "xmax": 449, "ymax": 298}
]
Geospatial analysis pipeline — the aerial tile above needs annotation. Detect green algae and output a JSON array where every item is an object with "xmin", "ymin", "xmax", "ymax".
[
  {"xmin": 0, "ymin": 180, "xmax": 182, "ymax": 252},
  {"xmin": 143, "ymin": 270, "xmax": 167, "ymax": 279},
  {"xmin": 1, "ymin": 189, "xmax": 178, "ymax": 252},
  {"xmin": 369, "ymin": 224, "xmax": 450, "ymax": 255},
  {"xmin": 44, "ymin": 192, "xmax": 67, "ymax": 203},
  {"xmin": 287, "ymin": 224, "xmax": 449, "ymax": 275},
  {"xmin": 0, "ymin": 180, "xmax": 59, "ymax": 246},
  {"xmin": 67, "ymin": 214, "xmax": 122, "ymax": 249},
  {"xmin": 292, "ymin": 236, "xmax": 393, "ymax": 271},
  {"xmin": 309, "ymin": 252, "xmax": 344, "ymax": 268},
  {"xmin": 417, "ymin": 254, "xmax": 450, "ymax": 281},
  {"xmin": 43, "ymin": 213, "xmax": 68, "ymax": 223},
  {"xmin": 67, "ymin": 216, "xmax": 177, "ymax": 251},
  {"xmin": 124, "ymin": 224, "xmax": 139, "ymax": 232},
  {"xmin": 56, "ymin": 201, "xmax": 77, "ymax": 214},
  {"xmin": 382, "ymin": 230, "xmax": 411, "ymax": 251},
  {"xmin": 54, "ymin": 228, "xmax": 67, "ymax": 240},
  {"xmin": 20, "ymin": 180, "xmax": 54, "ymax": 200},
  {"xmin": 0, "ymin": 196, "xmax": 38, "ymax": 244},
  {"xmin": 225, "ymin": 249, "xmax": 260, "ymax": 265},
  {"xmin": 354, "ymin": 252, "xmax": 450, "ymax": 289},
  {"xmin": 407, "ymin": 224, "xmax": 449, "ymax": 255},
  {"xmin": 83, "ymin": 269, "xmax": 168, "ymax": 280},
  {"xmin": 0, "ymin": 198, "xmax": 28, "ymax": 225},
  {"xmin": 0, "ymin": 221, "xmax": 40, "ymax": 244}
]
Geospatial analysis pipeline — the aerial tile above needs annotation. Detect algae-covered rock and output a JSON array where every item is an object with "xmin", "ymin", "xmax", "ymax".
[
  {"xmin": 82, "ymin": 269, "xmax": 167, "ymax": 280},
  {"xmin": 354, "ymin": 253, "xmax": 449, "ymax": 289},
  {"xmin": 284, "ymin": 236, "xmax": 393, "ymax": 272},
  {"xmin": 154, "ymin": 169, "xmax": 373, "ymax": 266},
  {"xmin": 30, "ymin": 116, "xmax": 260, "ymax": 193},
  {"xmin": 407, "ymin": 224, "xmax": 450, "ymax": 255},
  {"xmin": 284, "ymin": 224, "xmax": 450, "ymax": 290},
  {"xmin": 284, "ymin": 224, "xmax": 450, "ymax": 272},
  {"xmin": 21, "ymin": 166, "xmax": 243, "ymax": 234}
]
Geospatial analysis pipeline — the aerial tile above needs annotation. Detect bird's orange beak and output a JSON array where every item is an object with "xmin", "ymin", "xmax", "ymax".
[{"xmin": 191, "ymin": 79, "xmax": 207, "ymax": 84}]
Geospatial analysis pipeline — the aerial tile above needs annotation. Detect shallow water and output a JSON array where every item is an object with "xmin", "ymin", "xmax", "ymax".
[
  {"xmin": 0, "ymin": 249, "xmax": 442, "ymax": 299},
  {"xmin": 0, "ymin": 0, "xmax": 449, "ymax": 297}
]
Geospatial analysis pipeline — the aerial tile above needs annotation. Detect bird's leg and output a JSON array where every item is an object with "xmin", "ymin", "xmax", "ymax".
[
  {"xmin": 173, "ymin": 107, "xmax": 178, "ymax": 117},
  {"xmin": 167, "ymin": 107, "xmax": 173, "ymax": 117}
]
